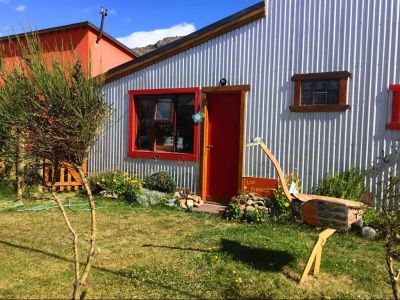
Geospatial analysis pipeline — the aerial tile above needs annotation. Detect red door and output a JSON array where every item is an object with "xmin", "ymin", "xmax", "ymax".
[{"xmin": 206, "ymin": 92, "xmax": 241, "ymax": 204}]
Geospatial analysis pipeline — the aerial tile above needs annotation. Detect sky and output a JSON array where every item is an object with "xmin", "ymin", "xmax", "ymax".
[{"xmin": 0, "ymin": 0, "xmax": 260, "ymax": 48}]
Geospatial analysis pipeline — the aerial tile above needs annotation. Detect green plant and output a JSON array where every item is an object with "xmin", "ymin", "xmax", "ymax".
[
  {"xmin": 144, "ymin": 171, "xmax": 176, "ymax": 194},
  {"xmin": 363, "ymin": 208, "xmax": 384, "ymax": 229},
  {"xmin": 222, "ymin": 200, "xmax": 241, "ymax": 221},
  {"xmin": 314, "ymin": 167, "xmax": 367, "ymax": 201},
  {"xmin": 89, "ymin": 170, "xmax": 142, "ymax": 203},
  {"xmin": 136, "ymin": 188, "xmax": 168, "ymax": 207},
  {"xmin": 242, "ymin": 208, "xmax": 267, "ymax": 224}
]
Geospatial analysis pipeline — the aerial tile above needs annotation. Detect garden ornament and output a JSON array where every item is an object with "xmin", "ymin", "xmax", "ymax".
[
  {"xmin": 247, "ymin": 137, "xmax": 365, "ymax": 283},
  {"xmin": 192, "ymin": 111, "xmax": 205, "ymax": 124}
]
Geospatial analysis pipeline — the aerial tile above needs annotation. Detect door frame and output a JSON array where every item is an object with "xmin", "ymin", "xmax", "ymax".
[{"xmin": 200, "ymin": 84, "xmax": 250, "ymax": 201}]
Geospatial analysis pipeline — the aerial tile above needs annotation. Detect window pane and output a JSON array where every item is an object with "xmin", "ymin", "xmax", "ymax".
[
  {"xmin": 155, "ymin": 98, "xmax": 173, "ymax": 121},
  {"xmin": 176, "ymin": 94, "xmax": 195, "ymax": 153},
  {"xmin": 136, "ymin": 98, "xmax": 153, "ymax": 150},
  {"xmin": 300, "ymin": 79, "xmax": 340, "ymax": 105},
  {"xmin": 155, "ymin": 122, "xmax": 174, "ymax": 152}
]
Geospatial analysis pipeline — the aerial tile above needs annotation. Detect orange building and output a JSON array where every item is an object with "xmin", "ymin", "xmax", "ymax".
[{"xmin": 0, "ymin": 21, "xmax": 136, "ymax": 77}]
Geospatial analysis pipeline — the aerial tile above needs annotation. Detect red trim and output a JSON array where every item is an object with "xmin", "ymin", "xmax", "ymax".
[
  {"xmin": 128, "ymin": 87, "xmax": 200, "ymax": 161},
  {"xmin": 388, "ymin": 84, "xmax": 400, "ymax": 130}
]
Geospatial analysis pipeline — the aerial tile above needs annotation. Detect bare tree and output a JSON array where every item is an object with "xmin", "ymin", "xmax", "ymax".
[
  {"xmin": 373, "ymin": 147, "xmax": 400, "ymax": 300},
  {"xmin": 0, "ymin": 34, "xmax": 109, "ymax": 299}
]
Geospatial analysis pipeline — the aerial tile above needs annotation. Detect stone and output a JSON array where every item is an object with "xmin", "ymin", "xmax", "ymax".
[
  {"xmin": 186, "ymin": 199, "xmax": 194, "ymax": 208},
  {"xmin": 240, "ymin": 204, "xmax": 246, "ymax": 211},
  {"xmin": 165, "ymin": 202, "xmax": 176, "ymax": 208},
  {"xmin": 199, "ymin": 200, "xmax": 204, "ymax": 206},
  {"xmin": 255, "ymin": 201, "xmax": 265, "ymax": 207},
  {"xmin": 361, "ymin": 226, "xmax": 377, "ymax": 239},
  {"xmin": 245, "ymin": 205, "xmax": 256, "ymax": 212},
  {"xmin": 174, "ymin": 191, "xmax": 181, "ymax": 198},
  {"xmin": 245, "ymin": 200, "xmax": 254, "ymax": 206},
  {"xmin": 179, "ymin": 199, "xmax": 187, "ymax": 209},
  {"xmin": 351, "ymin": 218, "xmax": 363, "ymax": 232},
  {"xmin": 187, "ymin": 194, "xmax": 200, "ymax": 202},
  {"xmin": 193, "ymin": 201, "xmax": 200, "ymax": 207}
]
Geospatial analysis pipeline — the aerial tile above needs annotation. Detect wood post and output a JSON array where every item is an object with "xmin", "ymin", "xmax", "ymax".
[{"xmin": 300, "ymin": 228, "xmax": 336, "ymax": 284}]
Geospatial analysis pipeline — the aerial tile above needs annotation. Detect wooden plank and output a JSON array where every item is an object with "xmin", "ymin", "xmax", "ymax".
[
  {"xmin": 59, "ymin": 166, "xmax": 65, "ymax": 191},
  {"xmin": 238, "ymin": 90, "xmax": 246, "ymax": 190}
]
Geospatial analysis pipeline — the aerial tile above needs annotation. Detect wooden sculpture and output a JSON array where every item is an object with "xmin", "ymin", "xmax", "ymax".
[{"xmin": 247, "ymin": 137, "xmax": 365, "ymax": 283}]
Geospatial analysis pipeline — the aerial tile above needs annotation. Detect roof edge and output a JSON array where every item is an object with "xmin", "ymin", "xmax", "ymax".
[
  {"xmin": 105, "ymin": 1, "xmax": 265, "ymax": 83},
  {"xmin": 0, "ymin": 21, "xmax": 137, "ymax": 58}
]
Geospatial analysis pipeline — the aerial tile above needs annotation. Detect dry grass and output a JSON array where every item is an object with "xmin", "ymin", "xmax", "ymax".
[{"xmin": 0, "ymin": 192, "xmax": 392, "ymax": 299}]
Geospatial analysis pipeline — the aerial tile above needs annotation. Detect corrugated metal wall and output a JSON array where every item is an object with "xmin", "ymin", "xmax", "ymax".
[{"xmin": 90, "ymin": 0, "xmax": 400, "ymax": 194}]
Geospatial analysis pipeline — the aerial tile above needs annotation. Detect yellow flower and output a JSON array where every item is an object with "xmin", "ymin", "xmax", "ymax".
[
  {"xmin": 113, "ymin": 179, "xmax": 116, "ymax": 183},
  {"xmin": 284, "ymin": 202, "xmax": 290, "ymax": 208},
  {"xmin": 124, "ymin": 172, "xmax": 129, "ymax": 177},
  {"xmin": 235, "ymin": 277, "xmax": 243, "ymax": 284},
  {"xmin": 96, "ymin": 181, "xmax": 100, "ymax": 185},
  {"xmin": 101, "ymin": 178, "xmax": 105, "ymax": 182}
]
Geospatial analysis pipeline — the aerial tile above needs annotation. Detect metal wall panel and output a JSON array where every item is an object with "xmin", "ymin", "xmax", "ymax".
[{"xmin": 90, "ymin": 0, "xmax": 400, "ymax": 194}]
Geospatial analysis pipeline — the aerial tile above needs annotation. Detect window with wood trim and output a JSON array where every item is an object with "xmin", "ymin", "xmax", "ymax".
[
  {"xmin": 290, "ymin": 71, "xmax": 351, "ymax": 112},
  {"xmin": 128, "ymin": 88, "xmax": 200, "ymax": 161}
]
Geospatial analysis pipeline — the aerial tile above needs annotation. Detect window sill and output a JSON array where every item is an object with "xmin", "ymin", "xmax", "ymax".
[
  {"xmin": 128, "ymin": 150, "xmax": 198, "ymax": 161},
  {"xmin": 289, "ymin": 104, "xmax": 350, "ymax": 112},
  {"xmin": 387, "ymin": 122, "xmax": 400, "ymax": 130}
]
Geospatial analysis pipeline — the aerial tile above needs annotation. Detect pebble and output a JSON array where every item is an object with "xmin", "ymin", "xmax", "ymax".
[{"xmin": 361, "ymin": 226, "xmax": 377, "ymax": 239}]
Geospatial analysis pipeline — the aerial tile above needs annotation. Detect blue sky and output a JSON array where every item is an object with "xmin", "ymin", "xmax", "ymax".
[{"xmin": 0, "ymin": 0, "xmax": 260, "ymax": 47}]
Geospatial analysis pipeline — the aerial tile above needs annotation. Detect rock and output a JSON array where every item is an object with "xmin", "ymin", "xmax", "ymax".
[
  {"xmin": 179, "ymin": 199, "xmax": 187, "ymax": 209},
  {"xmin": 351, "ymin": 218, "xmax": 363, "ymax": 232},
  {"xmin": 165, "ymin": 202, "xmax": 176, "ymax": 208},
  {"xmin": 193, "ymin": 201, "xmax": 200, "ymax": 207},
  {"xmin": 199, "ymin": 200, "xmax": 204, "ymax": 206},
  {"xmin": 186, "ymin": 199, "xmax": 194, "ymax": 208},
  {"xmin": 240, "ymin": 204, "xmax": 246, "ymax": 211},
  {"xmin": 174, "ymin": 191, "xmax": 181, "ymax": 198},
  {"xmin": 245, "ymin": 205, "xmax": 256, "ymax": 212},
  {"xmin": 361, "ymin": 226, "xmax": 377, "ymax": 239},
  {"xmin": 187, "ymin": 194, "xmax": 200, "ymax": 202},
  {"xmin": 255, "ymin": 201, "xmax": 265, "ymax": 207},
  {"xmin": 245, "ymin": 200, "xmax": 254, "ymax": 206}
]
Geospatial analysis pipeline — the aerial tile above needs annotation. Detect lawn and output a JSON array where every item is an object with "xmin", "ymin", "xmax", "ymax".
[{"xmin": 0, "ymin": 192, "xmax": 392, "ymax": 299}]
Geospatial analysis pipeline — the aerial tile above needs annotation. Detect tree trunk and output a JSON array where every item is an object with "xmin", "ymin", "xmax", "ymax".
[
  {"xmin": 51, "ymin": 191, "xmax": 81, "ymax": 299},
  {"xmin": 16, "ymin": 139, "xmax": 25, "ymax": 199},
  {"xmin": 386, "ymin": 237, "xmax": 400, "ymax": 300},
  {"xmin": 74, "ymin": 163, "xmax": 98, "ymax": 300}
]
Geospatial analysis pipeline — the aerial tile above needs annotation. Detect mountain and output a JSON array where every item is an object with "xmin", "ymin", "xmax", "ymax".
[{"xmin": 131, "ymin": 36, "xmax": 182, "ymax": 56}]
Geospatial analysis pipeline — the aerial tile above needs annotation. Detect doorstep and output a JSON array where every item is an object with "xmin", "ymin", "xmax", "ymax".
[{"xmin": 193, "ymin": 203, "xmax": 226, "ymax": 214}]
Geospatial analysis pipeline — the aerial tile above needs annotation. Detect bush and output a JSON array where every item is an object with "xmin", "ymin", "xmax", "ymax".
[
  {"xmin": 89, "ymin": 170, "xmax": 142, "ymax": 203},
  {"xmin": 242, "ymin": 208, "xmax": 268, "ymax": 224},
  {"xmin": 223, "ymin": 197, "xmax": 268, "ymax": 224},
  {"xmin": 223, "ymin": 200, "xmax": 241, "ymax": 220},
  {"xmin": 313, "ymin": 167, "xmax": 367, "ymax": 201},
  {"xmin": 363, "ymin": 208, "xmax": 384, "ymax": 230},
  {"xmin": 144, "ymin": 171, "xmax": 176, "ymax": 194},
  {"xmin": 137, "ymin": 188, "xmax": 168, "ymax": 207}
]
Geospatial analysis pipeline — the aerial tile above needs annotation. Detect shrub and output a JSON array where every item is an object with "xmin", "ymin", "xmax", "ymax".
[
  {"xmin": 222, "ymin": 200, "xmax": 241, "ymax": 220},
  {"xmin": 313, "ymin": 167, "xmax": 367, "ymax": 201},
  {"xmin": 89, "ymin": 170, "xmax": 142, "ymax": 203},
  {"xmin": 144, "ymin": 171, "xmax": 176, "ymax": 193},
  {"xmin": 363, "ymin": 208, "xmax": 384, "ymax": 230},
  {"xmin": 242, "ymin": 208, "xmax": 268, "ymax": 224},
  {"xmin": 268, "ymin": 172, "xmax": 300, "ymax": 221},
  {"xmin": 137, "ymin": 188, "xmax": 168, "ymax": 207}
]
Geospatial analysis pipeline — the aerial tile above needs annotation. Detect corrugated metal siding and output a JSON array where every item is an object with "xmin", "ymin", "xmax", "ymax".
[{"xmin": 90, "ymin": 0, "xmax": 400, "ymax": 194}]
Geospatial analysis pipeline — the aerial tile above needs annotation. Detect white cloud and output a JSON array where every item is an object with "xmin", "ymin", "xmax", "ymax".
[
  {"xmin": 117, "ymin": 23, "xmax": 196, "ymax": 48},
  {"xmin": 0, "ymin": 0, "xmax": 10, "ymax": 4},
  {"xmin": 15, "ymin": 5, "xmax": 26, "ymax": 12}
]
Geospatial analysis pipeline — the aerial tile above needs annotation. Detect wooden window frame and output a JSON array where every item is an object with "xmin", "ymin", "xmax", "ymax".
[
  {"xmin": 128, "ymin": 87, "xmax": 200, "ymax": 161},
  {"xmin": 290, "ymin": 71, "xmax": 351, "ymax": 112}
]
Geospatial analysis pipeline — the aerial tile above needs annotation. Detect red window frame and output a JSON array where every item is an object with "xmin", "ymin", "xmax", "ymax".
[
  {"xmin": 388, "ymin": 84, "xmax": 400, "ymax": 130},
  {"xmin": 128, "ymin": 87, "xmax": 200, "ymax": 161}
]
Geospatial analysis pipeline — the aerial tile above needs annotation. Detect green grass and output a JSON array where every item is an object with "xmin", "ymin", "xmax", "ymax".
[{"xmin": 0, "ymin": 191, "xmax": 392, "ymax": 299}]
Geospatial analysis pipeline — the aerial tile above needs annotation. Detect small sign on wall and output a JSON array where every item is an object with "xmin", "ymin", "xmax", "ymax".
[{"xmin": 241, "ymin": 177, "xmax": 278, "ymax": 198}]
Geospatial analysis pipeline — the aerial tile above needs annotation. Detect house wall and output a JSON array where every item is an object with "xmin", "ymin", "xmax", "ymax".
[
  {"xmin": 91, "ymin": 0, "xmax": 400, "ymax": 194},
  {"xmin": 87, "ymin": 29, "xmax": 135, "ymax": 77}
]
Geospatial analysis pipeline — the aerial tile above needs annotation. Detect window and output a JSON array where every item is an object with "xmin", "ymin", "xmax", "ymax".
[
  {"xmin": 388, "ymin": 84, "xmax": 400, "ymax": 130},
  {"xmin": 128, "ymin": 88, "xmax": 200, "ymax": 161},
  {"xmin": 290, "ymin": 71, "xmax": 351, "ymax": 112}
]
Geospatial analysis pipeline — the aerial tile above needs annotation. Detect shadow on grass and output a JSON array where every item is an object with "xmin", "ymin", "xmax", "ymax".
[
  {"xmin": 0, "ymin": 240, "xmax": 198, "ymax": 298},
  {"xmin": 142, "ymin": 244, "xmax": 212, "ymax": 253},
  {"xmin": 220, "ymin": 239, "xmax": 294, "ymax": 272}
]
